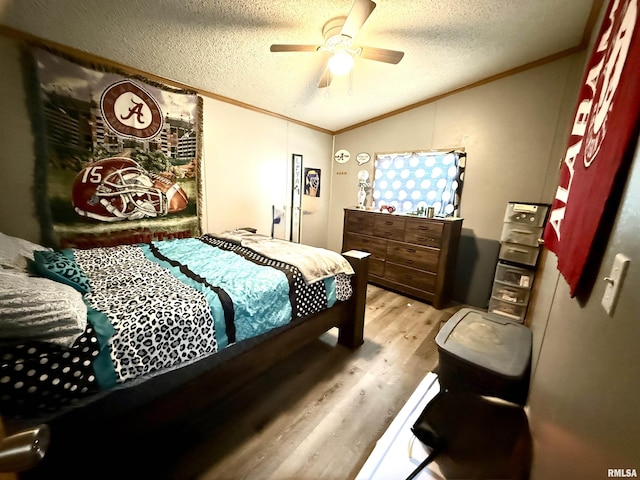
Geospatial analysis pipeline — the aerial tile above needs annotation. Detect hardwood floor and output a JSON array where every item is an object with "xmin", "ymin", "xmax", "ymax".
[{"xmin": 143, "ymin": 285, "xmax": 466, "ymax": 480}]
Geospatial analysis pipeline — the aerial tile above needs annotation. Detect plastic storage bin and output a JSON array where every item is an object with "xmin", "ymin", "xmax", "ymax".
[
  {"xmin": 495, "ymin": 262, "xmax": 535, "ymax": 288},
  {"xmin": 500, "ymin": 222, "xmax": 544, "ymax": 247},
  {"xmin": 491, "ymin": 202, "xmax": 549, "ymax": 324},
  {"xmin": 489, "ymin": 297, "xmax": 527, "ymax": 323},
  {"xmin": 435, "ymin": 308, "xmax": 533, "ymax": 405},
  {"xmin": 499, "ymin": 242, "xmax": 539, "ymax": 267},
  {"xmin": 503, "ymin": 202, "xmax": 549, "ymax": 227},
  {"xmin": 491, "ymin": 281, "xmax": 531, "ymax": 305}
]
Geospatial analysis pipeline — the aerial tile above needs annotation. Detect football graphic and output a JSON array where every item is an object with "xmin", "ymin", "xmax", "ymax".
[{"xmin": 72, "ymin": 157, "xmax": 189, "ymax": 222}]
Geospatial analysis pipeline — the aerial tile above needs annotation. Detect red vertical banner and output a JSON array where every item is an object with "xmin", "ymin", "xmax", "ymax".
[{"xmin": 543, "ymin": 0, "xmax": 640, "ymax": 296}]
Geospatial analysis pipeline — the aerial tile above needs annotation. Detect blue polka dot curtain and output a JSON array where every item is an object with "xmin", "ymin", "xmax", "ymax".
[{"xmin": 372, "ymin": 150, "xmax": 465, "ymax": 217}]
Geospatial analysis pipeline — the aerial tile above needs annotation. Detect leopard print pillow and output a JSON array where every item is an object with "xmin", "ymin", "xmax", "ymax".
[{"xmin": 33, "ymin": 250, "xmax": 91, "ymax": 294}]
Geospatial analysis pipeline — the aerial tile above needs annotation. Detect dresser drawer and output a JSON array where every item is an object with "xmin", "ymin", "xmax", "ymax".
[
  {"xmin": 369, "ymin": 258, "xmax": 385, "ymax": 277},
  {"xmin": 404, "ymin": 218, "xmax": 444, "ymax": 247},
  {"xmin": 343, "ymin": 233, "xmax": 387, "ymax": 259},
  {"xmin": 342, "ymin": 208, "xmax": 463, "ymax": 309},
  {"xmin": 386, "ymin": 240, "xmax": 439, "ymax": 272},
  {"xmin": 384, "ymin": 263, "xmax": 436, "ymax": 292},
  {"xmin": 373, "ymin": 216, "xmax": 406, "ymax": 240},
  {"xmin": 345, "ymin": 211, "xmax": 375, "ymax": 234}
]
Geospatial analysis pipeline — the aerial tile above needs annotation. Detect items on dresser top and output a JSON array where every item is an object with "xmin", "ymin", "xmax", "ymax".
[{"xmin": 342, "ymin": 208, "xmax": 462, "ymax": 309}]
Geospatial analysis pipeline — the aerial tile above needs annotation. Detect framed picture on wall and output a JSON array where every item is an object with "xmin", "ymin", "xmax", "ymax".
[{"xmin": 304, "ymin": 168, "xmax": 321, "ymax": 197}]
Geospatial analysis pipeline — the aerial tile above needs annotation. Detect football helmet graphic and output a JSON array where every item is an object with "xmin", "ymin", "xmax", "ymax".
[{"xmin": 71, "ymin": 157, "xmax": 189, "ymax": 222}]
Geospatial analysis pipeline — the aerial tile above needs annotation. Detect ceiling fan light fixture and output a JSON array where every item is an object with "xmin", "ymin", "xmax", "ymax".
[
  {"xmin": 269, "ymin": 0, "xmax": 404, "ymax": 89},
  {"xmin": 328, "ymin": 50, "xmax": 354, "ymax": 76}
]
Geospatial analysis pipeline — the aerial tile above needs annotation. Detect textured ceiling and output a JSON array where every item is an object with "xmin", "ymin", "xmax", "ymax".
[{"xmin": 0, "ymin": 0, "xmax": 598, "ymax": 133}]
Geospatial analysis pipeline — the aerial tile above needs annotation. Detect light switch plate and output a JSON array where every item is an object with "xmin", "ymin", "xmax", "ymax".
[{"xmin": 601, "ymin": 253, "xmax": 630, "ymax": 315}]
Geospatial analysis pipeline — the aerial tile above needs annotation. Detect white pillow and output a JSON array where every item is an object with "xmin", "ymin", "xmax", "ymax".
[
  {"xmin": 0, "ymin": 269, "xmax": 88, "ymax": 348},
  {"xmin": 0, "ymin": 232, "xmax": 51, "ymax": 272}
]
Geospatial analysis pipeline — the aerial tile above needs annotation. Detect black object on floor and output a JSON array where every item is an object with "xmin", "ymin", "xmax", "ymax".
[
  {"xmin": 405, "ymin": 308, "xmax": 534, "ymax": 479},
  {"xmin": 406, "ymin": 390, "xmax": 532, "ymax": 480}
]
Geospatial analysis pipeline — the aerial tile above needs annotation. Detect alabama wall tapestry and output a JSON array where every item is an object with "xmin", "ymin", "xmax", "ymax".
[
  {"xmin": 26, "ymin": 46, "xmax": 203, "ymax": 248},
  {"xmin": 543, "ymin": 0, "xmax": 640, "ymax": 297}
]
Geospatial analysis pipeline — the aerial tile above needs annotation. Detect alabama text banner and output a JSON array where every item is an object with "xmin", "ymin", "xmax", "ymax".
[{"xmin": 543, "ymin": 0, "xmax": 640, "ymax": 296}]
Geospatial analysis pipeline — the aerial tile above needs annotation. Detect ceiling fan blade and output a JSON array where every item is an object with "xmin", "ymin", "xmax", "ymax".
[
  {"xmin": 270, "ymin": 44, "xmax": 320, "ymax": 52},
  {"xmin": 317, "ymin": 66, "xmax": 333, "ymax": 89},
  {"xmin": 340, "ymin": 0, "xmax": 376, "ymax": 39},
  {"xmin": 359, "ymin": 46, "xmax": 404, "ymax": 64}
]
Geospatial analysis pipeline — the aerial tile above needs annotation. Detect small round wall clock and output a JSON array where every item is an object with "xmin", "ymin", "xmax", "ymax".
[
  {"xmin": 356, "ymin": 152, "xmax": 371, "ymax": 165},
  {"xmin": 334, "ymin": 149, "xmax": 350, "ymax": 163}
]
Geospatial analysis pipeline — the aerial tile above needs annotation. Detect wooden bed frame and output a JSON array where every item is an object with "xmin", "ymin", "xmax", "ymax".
[{"xmin": 7, "ymin": 250, "xmax": 369, "ymax": 479}]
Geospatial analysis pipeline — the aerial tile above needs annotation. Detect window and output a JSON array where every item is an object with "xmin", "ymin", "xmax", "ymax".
[{"xmin": 372, "ymin": 150, "xmax": 465, "ymax": 217}]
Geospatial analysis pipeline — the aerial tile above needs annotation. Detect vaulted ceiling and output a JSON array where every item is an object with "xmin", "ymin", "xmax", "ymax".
[{"xmin": 0, "ymin": 0, "xmax": 601, "ymax": 133}]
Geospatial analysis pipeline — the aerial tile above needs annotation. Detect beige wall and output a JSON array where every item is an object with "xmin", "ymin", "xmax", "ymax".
[
  {"xmin": 527, "ymin": 138, "xmax": 640, "ymax": 480},
  {"xmin": 200, "ymin": 98, "xmax": 333, "ymax": 246},
  {"xmin": 525, "ymin": 2, "xmax": 640, "ymax": 476},
  {"xmin": 329, "ymin": 53, "xmax": 586, "ymax": 306},
  {"xmin": 289, "ymin": 123, "xmax": 334, "ymax": 248},
  {"xmin": 0, "ymin": 37, "xmax": 39, "ymax": 243},
  {"xmin": 328, "ymin": 54, "xmax": 583, "ymax": 251}
]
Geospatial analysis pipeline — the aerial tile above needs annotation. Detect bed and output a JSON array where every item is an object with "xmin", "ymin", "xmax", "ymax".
[{"xmin": 0, "ymin": 230, "xmax": 369, "ymax": 478}]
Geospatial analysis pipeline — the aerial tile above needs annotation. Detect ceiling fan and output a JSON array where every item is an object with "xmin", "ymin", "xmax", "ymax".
[{"xmin": 269, "ymin": 0, "xmax": 404, "ymax": 89}]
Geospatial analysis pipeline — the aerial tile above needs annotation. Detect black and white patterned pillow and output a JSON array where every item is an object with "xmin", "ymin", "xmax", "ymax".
[{"xmin": 33, "ymin": 250, "xmax": 91, "ymax": 294}]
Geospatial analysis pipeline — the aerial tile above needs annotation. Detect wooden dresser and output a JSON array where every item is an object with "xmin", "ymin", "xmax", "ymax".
[{"xmin": 341, "ymin": 208, "xmax": 463, "ymax": 309}]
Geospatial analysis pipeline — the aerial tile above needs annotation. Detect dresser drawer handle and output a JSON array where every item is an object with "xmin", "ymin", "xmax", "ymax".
[
  {"xmin": 362, "ymin": 239, "xmax": 370, "ymax": 244},
  {"xmin": 417, "ymin": 236, "xmax": 436, "ymax": 243},
  {"xmin": 403, "ymin": 274, "xmax": 413, "ymax": 280},
  {"xmin": 406, "ymin": 248, "xmax": 416, "ymax": 253},
  {"xmin": 385, "ymin": 221, "xmax": 394, "ymax": 225}
]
